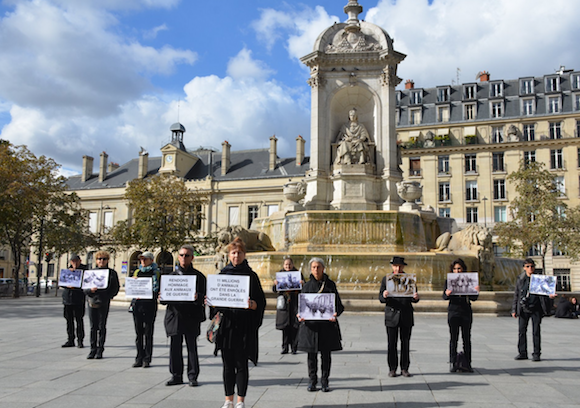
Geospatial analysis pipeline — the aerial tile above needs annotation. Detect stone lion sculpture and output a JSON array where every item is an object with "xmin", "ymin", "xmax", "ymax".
[
  {"xmin": 216, "ymin": 225, "xmax": 276, "ymax": 253},
  {"xmin": 433, "ymin": 224, "xmax": 492, "ymax": 254}
]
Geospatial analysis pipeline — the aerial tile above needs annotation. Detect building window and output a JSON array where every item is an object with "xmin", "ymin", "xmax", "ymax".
[
  {"xmin": 439, "ymin": 182, "xmax": 451, "ymax": 202},
  {"xmin": 548, "ymin": 96, "xmax": 560, "ymax": 113},
  {"xmin": 395, "ymin": 109, "xmax": 400, "ymax": 126},
  {"xmin": 554, "ymin": 269, "xmax": 571, "ymax": 292},
  {"xmin": 89, "ymin": 212, "xmax": 98, "ymax": 234},
  {"xmin": 522, "ymin": 99, "xmax": 534, "ymax": 116},
  {"xmin": 491, "ymin": 102, "xmax": 503, "ymax": 118},
  {"xmin": 524, "ymin": 150, "xmax": 536, "ymax": 165},
  {"xmin": 228, "ymin": 206, "xmax": 240, "ymax": 226},
  {"xmin": 267, "ymin": 204, "xmax": 279, "ymax": 216},
  {"xmin": 437, "ymin": 106, "xmax": 450, "ymax": 122},
  {"xmin": 492, "ymin": 127, "xmax": 504, "ymax": 143},
  {"xmin": 520, "ymin": 78, "xmax": 534, "ymax": 95},
  {"xmin": 464, "ymin": 103, "xmax": 476, "ymax": 120},
  {"xmin": 247, "ymin": 205, "xmax": 259, "ymax": 228},
  {"xmin": 410, "ymin": 90, "xmax": 422, "ymax": 105},
  {"xmin": 555, "ymin": 176, "xmax": 565, "ymax": 196},
  {"xmin": 466, "ymin": 180, "xmax": 478, "ymax": 201},
  {"xmin": 523, "ymin": 124, "xmax": 535, "ymax": 141},
  {"xmin": 396, "ymin": 91, "xmax": 401, "ymax": 106},
  {"xmin": 550, "ymin": 149, "xmax": 564, "ymax": 169},
  {"xmin": 409, "ymin": 108, "xmax": 421, "ymax": 125},
  {"xmin": 465, "ymin": 154, "xmax": 477, "ymax": 173},
  {"xmin": 549, "ymin": 122, "xmax": 562, "ymax": 139},
  {"xmin": 574, "ymin": 94, "xmax": 580, "ymax": 111},
  {"xmin": 577, "ymin": 120, "xmax": 580, "ymax": 138},
  {"xmin": 409, "ymin": 157, "xmax": 421, "ymax": 176},
  {"xmin": 466, "ymin": 207, "xmax": 478, "ymax": 223},
  {"xmin": 572, "ymin": 74, "xmax": 580, "ymax": 90},
  {"xmin": 439, "ymin": 208, "xmax": 451, "ymax": 218},
  {"xmin": 494, "ymin": 206, "xmax": 507, "ymax": 222},
  {"xmin": 546, "ymin": 76, "xmax": 560, "ymax": 92},
  {"xmin": 490, "ymin": 82, "xmax": 503, "ymax": 97},
  {"xmin": 492, "ymin": 152, "xmax": 505, "ymax": 172},
  {"xmin": 464, "ymin": 84, "xmax": 476, "ymax": 100},
  {"xmin": 493, "ymin": 179, "xmax": 506, "ymax": 200},
  {"xmin": 437, "ymin": 87, "xmax": 450, "ymax": 102},
  {"xmin": 438, "ymin": 155, "xmax": 450, "ymax": 174},
  {"xmin": 103, "ymin": 211, "xmax": 113, "ymax": 232}
]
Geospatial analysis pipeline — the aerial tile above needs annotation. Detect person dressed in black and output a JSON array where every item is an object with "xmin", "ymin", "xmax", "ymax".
[
  {"xmin": 131, "ymin": 251, "xmax": 160, "ymax": 368},
  {"xmin": 163, "ymin": 245, "xmax": 207, "ymax": 387},
  {"xmin": 297, "ymin": 257, "xmax": 344, "ymax": 393},
  {"xmin": 273, "ymin": 257, "xmax": 303, "ymax": 354},
  {"xmin": 443, "ymin": 258, "xmax": 479, "ymax": 372},
  {"xmin": 61, "ymin": 253, "xmax": 86, "ymax": 348},
  {"xmin": 511, "ymin": 258, "xmax": 557, "ymax": 361},
  {"xmin": 85, "ymin": 250, "xmax": 120, "ymax": 359},
  {"xmin": 379, "ymin": 256, "xmax": 420, "ymax": 378},
  {"xmin": 210, "ymin": 237, "xmax": 266, "ymax": 408},
  {"xmin": 555, "ymin": 294, "xmax": 576, "ymax": 319}
]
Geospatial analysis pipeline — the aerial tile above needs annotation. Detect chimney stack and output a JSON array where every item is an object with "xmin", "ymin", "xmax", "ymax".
[
  {"xmin": 138, "ymin": 151, "xmax": 149, "ymax": 179},
  {"xmin": 478, "ymin": 71, "xmax": 490, "ymax": 82},
  {"xmin": 82, "ymin": 155, "xmax": 94, "ymax": 182},
  {"xmin": 107, "ymin": 162, "xmax": 119, "ymax": 172},
  {"xmin": 99, "ymin": 152, "xmax": 108, "ymax": 183},
  {"xmin": 269, "ymin": 135, "xmax": 278, "ymax": 171},
  {"xmin": 405, "ymin": 80, "xmax": 414, "ymax": 89},
  {"xmin": 221, "ymin": 141, "xmax": 231, "ymax": 176},
  {"xmin": 296, "ymin": 135, "xmax": 305, "ymax": 166}
]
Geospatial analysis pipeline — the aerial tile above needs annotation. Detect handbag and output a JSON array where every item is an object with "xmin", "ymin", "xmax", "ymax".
[
  {"xmin": 206, "ymin": 311, "xmax": 223, "ymax": 344},
  {"xmin": 384, "ymin": 306, "xmax": 401, "ymax": 326},
  {"xmin": 276, "ymin": 294, "xmax": 286, "ymax": 310}
]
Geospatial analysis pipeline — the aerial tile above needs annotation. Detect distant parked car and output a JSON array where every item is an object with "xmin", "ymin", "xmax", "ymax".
[{"xmin": 30, "ymin": 279, "xmax": 53, "ymax": 290}]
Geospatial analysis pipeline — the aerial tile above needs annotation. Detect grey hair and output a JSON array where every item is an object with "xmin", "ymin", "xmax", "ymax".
[
  {"xmin": 180, "ymin": 245, "xmax": 195, "ymax": 256},
  {"xmin": 309, "ymin": 257, "xmax": 325, "ymax": 269}
]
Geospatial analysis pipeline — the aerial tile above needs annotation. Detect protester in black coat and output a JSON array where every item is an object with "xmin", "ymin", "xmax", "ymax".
[
  {"xmin": 210, "ymin": 238, "xmax": 266, "ymax": 408},
  {"xmin": 297, "ymin": 258, "xmax": 344, "ymax": 393},
  {"xmin": 272, "ymin": 257, "xmax": 303, "ymax": 354},
  {"xmin": 61, "ymin": 254, "xmax": 86, "ymax": 348},
  {"xmin": 443, "ymin": 258, "xmax": 479, "ymax": 372},
  {"xmin": 555, "ymin": 295, "xmax": 575, "ymax": 319},
  {"xmin": 379, "ymin": 256, "xmax": 420, "ymax": 378},
  {"xmin": 162, "ymin": 245, "xmax": 206, "ymax": 386}
]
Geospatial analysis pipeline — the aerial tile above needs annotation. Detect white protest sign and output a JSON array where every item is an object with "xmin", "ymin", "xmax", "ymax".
[
  {"xmin": 207, "ymin": 274, "xmax": 250, "ymax": 309},
  {"xmin": 160, "ymin": 275, "xmax": 197, "ymax": 301},
  {"xmin": 125, "ymin": 277, "xmax": 153, "ymax": 299}
]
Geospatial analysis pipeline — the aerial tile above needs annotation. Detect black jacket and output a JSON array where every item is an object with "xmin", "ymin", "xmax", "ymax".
[
  {"xmin": 297, "ymin": 273, "xmax": 344, "ymax": 353},
  {"xmin": 273, "ymin": 269, "xmax": 303, "ymax": 330},
  {"xmin": 84, "ymin": 267, "xmax": 120, "ymax": 308},
  {"xmin": 62, "ymin": 263, "xmax": 87, "ymax": 306},
  {"xmin": 212, "ymin": 260, "xmax": 266, "ymax": 365},
  {"xmin": 379, "ymin": 275, "xmax": 419, "ymax": 327},
  {"xmin": 442, "ymin": 279, "xmax": 478, "ymax": 321},
  {"xmin": 163, "ymin": 264, "xmax": 207, "ymax": 337},
  {"xmin": 511, "ymin": 272, "xmax": 551, "ymax": 317}
]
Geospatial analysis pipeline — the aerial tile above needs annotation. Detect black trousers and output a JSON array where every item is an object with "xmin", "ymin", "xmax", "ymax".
[
  {"xmin": 169, "ymin": 333, "xmax": 199, "ymax": 381},
  {"xmin": 221, "ymin": 347, "xmax": 249, "ymax": 397},
  {"xmin": 449, "ymin": 316, "xmax": 472, "ymax": 364},
  {"xmin": 307, "ymin": 351, "xmax": 331, "ymax": 386},
  {"xmin": 133, "ymin": 304, "xmax": 156, "ymax": 363},
  {"xmin": 282, "ymin": 325, "xmax": 298, "ymax": 352},
  {"xmin": 387, "ymin": 325, "xmax": 412, "ymax": 371},
  {"xmin": 64, "ymin": 304, "xmax": 85, "ymax": 343},
  {"xmin": 88, "ymin": 303, "xmax": 110, "ymax": 352},
  {"xmin": 518, "ymin": 310, "xmax": 542, "ymax": 357}
]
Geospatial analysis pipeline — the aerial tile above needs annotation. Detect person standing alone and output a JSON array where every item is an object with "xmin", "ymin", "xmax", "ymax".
[{"xmin": 61, "ymin": 254, "xmax": 86, "ymax": 348}]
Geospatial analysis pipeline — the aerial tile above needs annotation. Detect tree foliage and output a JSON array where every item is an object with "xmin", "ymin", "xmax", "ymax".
[
  {"xmin": 495, "ymin": 160, "xmax": 567, "ymax": 267},
  {"xmin": 108, "ymin": 174, "xmax": 207, "ymax": 266}
]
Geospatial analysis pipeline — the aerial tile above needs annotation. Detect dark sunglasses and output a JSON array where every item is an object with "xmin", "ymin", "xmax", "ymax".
[
  {"xmin": 97, "ymin": 257, "xmax": 109, "ymax": 261},
  {"xmin": 178, "ymin": 253, "xmax": 192, "ymax": 257}
]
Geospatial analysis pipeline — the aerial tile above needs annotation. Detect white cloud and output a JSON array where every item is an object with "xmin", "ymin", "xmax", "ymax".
[
  {"xmin": 226, "ymin": 48, "xmax": 275, "ymax": 81},
  {"xmin": 143, "ymin": 23, "xmax": 168, "ymax": 40}
]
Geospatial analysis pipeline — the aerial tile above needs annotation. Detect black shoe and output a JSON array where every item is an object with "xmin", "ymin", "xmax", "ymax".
[
  {"xmin": 514, "ymin": 354, "xmax": 528, "ymax": 360},
  {"xmin": 62, "ymin": 341, "xmax": 75, "ymax": 348},
  {"xmin": 189, "ymin": 380, "xmax": 198, "ymax": 387},
  {"xmin": 388, "ymin": 370, "xmax": 397, "ymax": 377},
  {"xmin": 281, "ymin": 349, "xmax": 289, "ymax": 355},
  {"xmin": 307, "ymin": 384, "xmax": 318, "ymax": 392},
  {"xmin": 87, "ymin": 350, "xmax": 97, "ymax": 359},
  {"xmin": 143, "ymin": 361, "xmax": 150, "ymax": 368},
  {"xmin": 77, "ymin": 342, "xmax": 84, "ymax": 349},
  {"xmin": 401, "ymin": 370, "xmax": 412, "ymax": 377},
  {"xmin": 450, "ymin": 366, "xmax": 457, "ymax": 373},
  {"xmin": 466, "ymin": 366, "xmax": 474, "ymax": 372},
  {"xmin": 132, "ymin": 361, "xmax": 143, "ymax": 368},
  {"xmin": 95, "ymin": 350, "xmax": 103, "ymax": 359},
  {"xmin": 532, "ymin": 355, "xmax": 541, "ymax": 362},
  {"xmin": 321, "ymin": 385, "xmax": 330, "ymax": 392},
  {"xmin": 166, "ymin": 378, "xmax": 183, "ymax": 386},
  {"xmin": 292, "ymin": 349, "xmax": 298, "ymax": 355}
]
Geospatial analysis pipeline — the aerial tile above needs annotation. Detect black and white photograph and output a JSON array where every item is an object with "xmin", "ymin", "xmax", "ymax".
[
  {"xmin": 275, "ymin": 271, "xmax": 302, "ymax": 291},
  {"xmin": 447, "ymin": 272, "xmax": 479, "ymax": 295},
  {"xmin": 81, "ymin": 269, "xmax": 109, "ymax": 290},
  {"xmin": 58, "ymin": 269, "xmax": 83, "ymax": 288},
  {"xmin": 385, "ymin": 273, "xmax": 417, "ymax": 297},
  {"xmin": 529, "ymin": 274, "xmax": 557, "ymax": 296},
  {"xmin": 299, "ymin": 293, "xmax": 336, "ymax": 320}
]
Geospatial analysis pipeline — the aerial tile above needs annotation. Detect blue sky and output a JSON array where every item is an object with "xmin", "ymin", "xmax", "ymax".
[{"xmin": 0, "ymin": 0, "xmax": 579, "ymax": 175}]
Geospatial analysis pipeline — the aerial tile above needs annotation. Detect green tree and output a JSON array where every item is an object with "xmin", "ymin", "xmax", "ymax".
[
  {"xmin": 108, "ymin": 174, "xmax": 206, "ymax": 272},
  {"xmin": 495, "ymin": 160, "xmax": 567, "ymax": 270}
]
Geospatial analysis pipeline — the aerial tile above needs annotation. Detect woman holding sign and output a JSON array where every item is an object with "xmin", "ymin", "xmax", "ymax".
[
  {"xmin": 212, "ymin": 237, "xmax": 265, "ymax": 408},
  {"xmin": 443, "ymin": 259, "xmax": 479, "ymax": 373},
  {"xmin": 272, "ymin": 257, "xmax": 303, "ymax": 355}
]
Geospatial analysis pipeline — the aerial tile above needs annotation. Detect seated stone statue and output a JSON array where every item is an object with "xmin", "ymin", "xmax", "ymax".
[{"xmin": 334, "ymin": 108, "xmax": 371, "ymax": 165}]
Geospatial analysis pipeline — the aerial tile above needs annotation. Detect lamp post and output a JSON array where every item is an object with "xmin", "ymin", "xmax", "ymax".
[{"xmin": 482, "ymin": 196, "xmax": 488, "ymax": 227}]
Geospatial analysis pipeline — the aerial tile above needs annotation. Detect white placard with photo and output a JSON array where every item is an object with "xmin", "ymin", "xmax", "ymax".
[
  {"xmin": 81, "ymin": 269, "xmax": 109, "ymax": 290},
  {"xmin": 59, "ymin": 269, "xmax": 83, "ymax": 288},
  {"xmin": 276, "ymin": 271, "xmax": 302, "ymax": 291},
  {"xmin": 529, "ymin": 274, "xmax": 557, "ymax": 296},
  {"xmin": 160, "ymin": 275, "xmax": 197, "ymax": 301},
  {"xmin": 125, "ymin": 277, "xmax": 153, "ymax": 299},
  {"xmin": 299, "ymin": 293, "xmax": 336, "ymax": 320},
  {"xmin": 447, "ymin": 272, "xmax": 479, "ymax": 295},
  {"xmin": 206, "ymin": 274, "xmax": 250, "ymax": 309},
  {"xmin": 386, "ymin": 273, "xmax": 417, "ymax": 297}
]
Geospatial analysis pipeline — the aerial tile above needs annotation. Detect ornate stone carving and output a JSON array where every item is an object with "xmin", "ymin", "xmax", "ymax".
[
  {"xmin": 283, "ymin": 180, "xmax": 306, "ymax": 211},
  {"xmin": 507, "ymin": 125, "xmax": 520, "ymax": 142},
  {"xmin": 307, "ymin": 73, "xmax": 325, "ymax": 88},
  {"xmin": 334, "ymin": 108, "xmax": 371, "ymax": 165},
  {"xmin": 326, "ymin": 31, "xmax": 382, "ymax": 54},
  {"xmin": 380, "ymin": 65, "xmax": 402, "ymax": 87},
  {"xmin": 424, "ymin": 131, "xmax": 435, "ymax": 148},
  {"xmin": 216, "ymin": 225, "xmax": 276, "ymax": 253}
]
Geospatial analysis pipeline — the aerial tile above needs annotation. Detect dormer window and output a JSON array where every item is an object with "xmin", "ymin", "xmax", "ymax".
[
  {"xmin": 490, "ymin": 81, "xmax": 503, "ymax": 98},
  {"xmin": 546, "ymin": 76, "xmax": 560, "ymax": 93},
  {"xmin": 520, "ymin": 78, "xmax": 534, "ymax": 95},
  {"xmin": 437, "ymin": 87, "xmax": 450, "ymax": 103},
  {"xmin": 410, "ymin": 90, "xmax": 423, "ymax": 105},
  {"xmin": 572, "ymin": 73, "xmax": 580, "ymax": 90},
  {"xmin": 463, "ymin": 84, "xmax": 476, "ymax": 100}
]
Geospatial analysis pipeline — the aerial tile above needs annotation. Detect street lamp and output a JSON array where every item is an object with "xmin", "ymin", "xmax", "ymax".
[{"xmin": 482, "ymin": 196, "xmax": 488, "ymax": 227}]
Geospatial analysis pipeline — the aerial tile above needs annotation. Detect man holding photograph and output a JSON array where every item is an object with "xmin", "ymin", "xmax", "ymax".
[
  {"xmin": 511, "ymin": 258, "xmax": 557, "ymax": 361},
  {"xmin": 61, "ymin": 254, "xmax": 86, "ymax": 348}
]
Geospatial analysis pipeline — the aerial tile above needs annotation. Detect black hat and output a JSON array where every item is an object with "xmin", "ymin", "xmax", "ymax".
[{"xmin": 390, "ymin": 256, "xmax": 407, "ymax": 266}]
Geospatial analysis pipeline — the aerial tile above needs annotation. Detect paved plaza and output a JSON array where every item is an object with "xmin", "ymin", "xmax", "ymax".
[{"xmin": 0, "ymin": 295, "xmax": 579, "ymax": 408}]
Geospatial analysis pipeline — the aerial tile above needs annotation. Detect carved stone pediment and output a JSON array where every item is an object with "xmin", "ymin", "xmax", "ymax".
[{"xmin": 326, "ymin": 31, "xmax": 382, "ymax": 54}]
